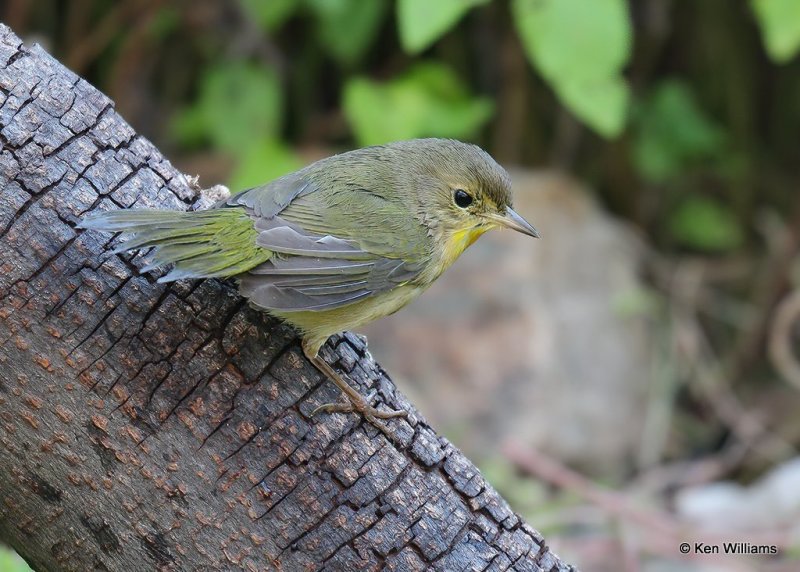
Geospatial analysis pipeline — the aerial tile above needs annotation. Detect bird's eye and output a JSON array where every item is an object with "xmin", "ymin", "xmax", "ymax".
[{"xmin": 453, "ymin": 189, "xmax": 473, "ymax": 208}]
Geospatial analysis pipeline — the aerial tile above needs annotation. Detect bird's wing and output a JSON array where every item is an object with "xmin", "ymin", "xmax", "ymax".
[
  {"xmin": 226, "ymin": 175, "xmax": 429, "ymax": 312},
  {"xmin": 224, "ymin": 172, "xmax": 318, "ymax": 219}
]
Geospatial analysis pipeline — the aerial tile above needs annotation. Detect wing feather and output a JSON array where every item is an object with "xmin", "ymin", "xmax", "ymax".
[
  {"xmin": 254, "ymin": 224, "xmax": 375, "ymax": 260},
  {"xmin": 226, "ymin": 172, "xmax": 426, "ymax": 312},
  {"xmin": 241, "ymin": 283, "xmax": 373, "ymax": 312},
  {"xmin": 240, "ymin": 255, "xmax": 416, "ymax": 312},
  {"xmin": 248, "ymin": 257, "xmax": 375, "ymax": 276}
]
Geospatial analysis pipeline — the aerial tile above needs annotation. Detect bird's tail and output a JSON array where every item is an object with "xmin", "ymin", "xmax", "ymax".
[{"xmin": 78, "ymin": 208, "xmax": 270, "ymax": 282}]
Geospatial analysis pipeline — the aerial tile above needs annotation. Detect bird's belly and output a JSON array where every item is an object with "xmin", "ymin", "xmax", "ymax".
[{"xmin": 271, "ymin": 284, "xmax": 425, "ymax": 351}]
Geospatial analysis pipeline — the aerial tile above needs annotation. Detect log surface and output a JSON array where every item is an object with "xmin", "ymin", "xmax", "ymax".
[{"xmin": 0, "ymin": 24, "xmax": 576, "ymax": 572}]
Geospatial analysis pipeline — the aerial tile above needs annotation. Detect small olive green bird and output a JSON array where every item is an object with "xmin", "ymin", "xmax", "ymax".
[{"xmin": 79, "ymin": 139, "xmax": 538, "ymax": 424}]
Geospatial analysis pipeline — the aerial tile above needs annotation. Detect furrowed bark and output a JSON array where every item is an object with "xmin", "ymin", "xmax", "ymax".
[{"xmin": 0, "ymin": 24, "xmax": 577, "ymax": 572}]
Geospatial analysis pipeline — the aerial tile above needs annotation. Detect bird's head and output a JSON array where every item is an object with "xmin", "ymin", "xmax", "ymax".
[{"xmin": 393, "ymin": 139, "xmax": 539, "ymax": 264}]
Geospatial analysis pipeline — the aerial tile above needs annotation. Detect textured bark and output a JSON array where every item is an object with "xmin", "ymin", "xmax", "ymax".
[{"xmin": 0, "ymin": 24, "xmax": 576, "ymax": 572}]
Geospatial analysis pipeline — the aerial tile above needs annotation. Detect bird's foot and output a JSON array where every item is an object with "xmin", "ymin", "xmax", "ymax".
[
  {"xmin": 311, "ymin": 390, "xmax": 407, "ymax": 426},
  {"xmin": 303, "ymin": 346, "xmax": 407, "ymax": 431}
]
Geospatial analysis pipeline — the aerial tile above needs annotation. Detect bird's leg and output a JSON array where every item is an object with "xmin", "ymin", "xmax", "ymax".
[{"xmin": 302, "ymin": 339, "xmax": 407, "ymax": 425}]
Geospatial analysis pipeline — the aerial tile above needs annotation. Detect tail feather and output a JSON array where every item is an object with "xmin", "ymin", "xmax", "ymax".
[
  {"xmin": 78, "ymin": 208, "xmax": 271, "ymax": 282},
  {"xmin": 111, "ymin": 226, "xmax": 215, "ymax": 253}
]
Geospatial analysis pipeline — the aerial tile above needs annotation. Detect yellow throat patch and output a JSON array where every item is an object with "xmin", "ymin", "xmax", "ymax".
[{"xmin": 441, "ymin": 225, "xmax": 490, "ymax": 268}]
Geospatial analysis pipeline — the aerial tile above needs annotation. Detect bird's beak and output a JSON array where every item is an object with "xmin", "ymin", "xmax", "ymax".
[{"xmin": 485, "ymin": 207, "xmax": 540, "ymax": 238}]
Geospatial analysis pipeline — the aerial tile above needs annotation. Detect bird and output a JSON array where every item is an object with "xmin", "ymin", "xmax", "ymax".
[{"xmin": 78, "ymin": 138, "xmax": 539, "ymax": 426}]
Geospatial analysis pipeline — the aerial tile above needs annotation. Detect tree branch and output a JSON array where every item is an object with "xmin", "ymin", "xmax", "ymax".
[{"xmin": 0, "ymin": 24, "xmax": 576, "ymax": 572}]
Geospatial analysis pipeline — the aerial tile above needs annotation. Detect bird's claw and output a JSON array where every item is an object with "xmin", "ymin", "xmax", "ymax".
[{"xmin": 311, "ymin": 390, "xmax": 407, "ymax": 425}]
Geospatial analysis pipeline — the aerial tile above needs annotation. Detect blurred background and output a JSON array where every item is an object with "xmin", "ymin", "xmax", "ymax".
[{"xmin": 3, "ymin": 0, "xmax": 800, "ymax": 570}]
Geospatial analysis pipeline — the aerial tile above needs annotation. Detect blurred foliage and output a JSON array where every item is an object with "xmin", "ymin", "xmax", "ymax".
[
  {"xmin": 751, "ymin": 0, "xmax": 800, "ymax": 62},
  {"xmin": 343, "ymin": 62, "xmax": 493, "ymax": 146},
  {"xmin": 512, "ymin": 0, "xmax": 632, "ymax": 137},
  {"xmin": 229, "ymin": 137, "xmax": 303, "ymax": 191},
  {"xmin": 169, "ymin": 60, "xmax": 299, "ymax": 185},
  {"xmin": 668, "ymin": 196, "xmax": 744, "ymax": 251},
  {"xmin": 612, "ymin": 285, "xmax": 661, "ymax": 318},
  {"xmin": 171, "ymin": 61, "xmax": 283, "ymax": 151},
  {"xmin": 239, "ymin": 0, "xmax": 297, "ymax": 32},
  {"xmin": 306, "ymin": 0, "xmax": 389, "ymax": 66},
  {"xmin": 632, "ymin": 80, "xmax": 726, "ymax": 184},
  {"xmin": 397, "ymin": 0, "xmax": 489, "ymax": 54},
  {"xmin": 0, "ymin": 546, "xmax": 32, "ymax": 572}
]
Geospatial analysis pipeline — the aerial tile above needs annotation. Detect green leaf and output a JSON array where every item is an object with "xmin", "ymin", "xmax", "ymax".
[
  {"xmin": 171, "ymin": 62, "xmax": 283, "ymax": 153},
  {"xmin": 344, "ymin": 78, "xmax": 428, "ymax": 144},
  {"xmin": 228, "ymin": 138, "xmax": 302, "ymax": 190},
  {"xmin": 632, "ymin": 80, "xmax": 725, "ymax": 183},
  {"xmin": 669, "ymin": 197, "xmax": 743, "ymax": 252},
  {"xmin": 512, "ymin": 0, "xmax": 632, "ymax": 137},
  {"xmin": 751, "ymin": 0, "xmax": 800, "ymax": 63},
  {"xmin": 557, "ymin": 76, "xmax": 629, "ymax": 138},
  {"xmin": 397, "ymin": 0, "xmax": 489, "ymax": 54},
  {"xmin": 343, "ymin": 62, "xmax": 494, "ymax": 146},
  {"xmin": 239, "ymin": 0, "xmax": 299, "ymax": 31},
  {"xmin": 307, "ymin": 0, "xmax": 388, "ymax": 65}
]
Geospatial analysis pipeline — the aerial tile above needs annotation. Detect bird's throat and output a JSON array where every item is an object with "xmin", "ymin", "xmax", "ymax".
[{"xmin": 442, "ymin": 225, "xmax": 489, "ymax": 267}]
